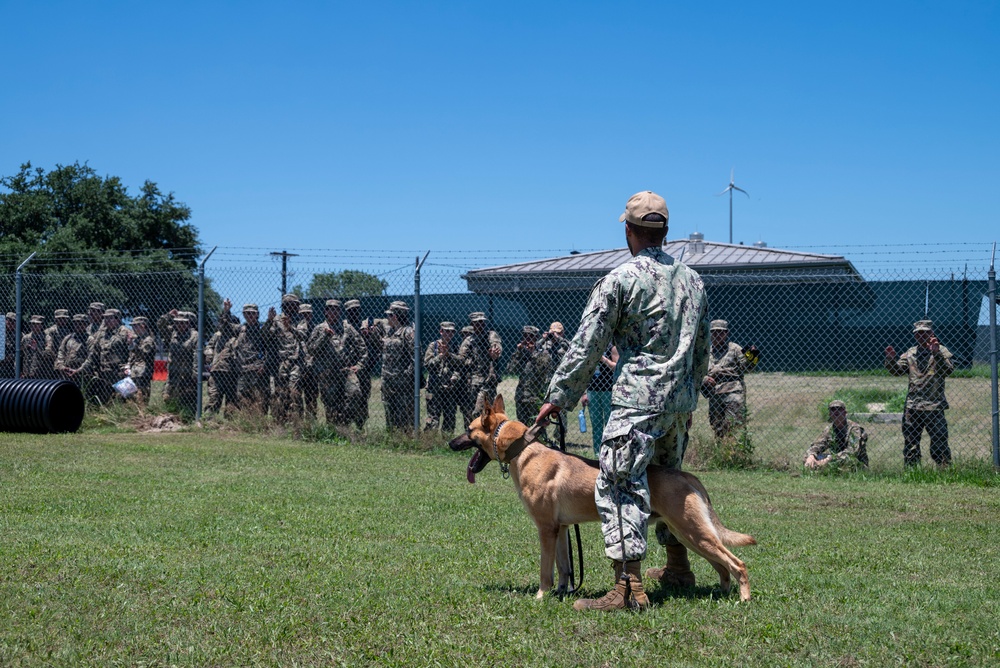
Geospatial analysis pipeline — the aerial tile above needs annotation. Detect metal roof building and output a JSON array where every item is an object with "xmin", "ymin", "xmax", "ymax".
[{"xmin": 462, "ymin": 232, "xmax": 864, "ymax": 294}]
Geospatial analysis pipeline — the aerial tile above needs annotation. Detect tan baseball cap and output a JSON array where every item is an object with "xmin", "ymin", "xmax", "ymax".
[
  {"xmin": 619, "ymin": 191, "xmax": 669, "ymax": 228},
  {"xmin": 828, "ymin": 400, "xmax": 847, "ymax": 411},
  {"xmin": 549, "ymin": 321, "xmax": 564, "ymax": 333},
  {"xmin": 913, "ymin": 320, "xmax": 933, "ymax": 332},
  {"xmin": 469, "ymin": 311, "xmax": 487, "ymax": 322},
  {"xmin": 298, "ymin": 303, "xmax": 313, "ymax": 313},
  {"xmin": 243, "ymin": 303, "xmax": 259, "ymax": 313},
  {"xmin": 131, "ymin": 316, "xmax": 149, "ymax": 326},
  {"xmin": 325, "ymin": 299, "xmax": 343, "ymax": 308},
  {"xmin": 710, "ymin": 319, "xmax": 729, "ymax": 331},
  {"xmin": 344, "ymin": 299, "xmax": 361, "ymax": 310},
  {"xmin": 72, "ymin": 314, "xmax": 89, "ymax": 323},
  {"xmin": 522, "ymin": 325, "xmax": 540, "ymax": 336},
  {"xmin": 440, "ymin": 321, "xmax": 456, "ymax": 331},
  {"xmin": 281, "ymin": 293, "xmax": 300, "ymax": 305},
  {"xmin": 54, "ymin": 309, "xmax": 70, "ymax": 319}
]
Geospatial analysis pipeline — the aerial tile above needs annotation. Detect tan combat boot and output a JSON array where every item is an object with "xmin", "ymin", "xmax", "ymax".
[
  {"xmin": 645, "ymin": 543, "xmax": 696, "ymax": 588},
  {"xmin": 573, "ymin": 560, "xmax": 649, "ymax": 612}
]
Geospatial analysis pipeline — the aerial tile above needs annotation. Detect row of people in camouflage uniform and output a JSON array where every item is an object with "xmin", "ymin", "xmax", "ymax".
[{"xmin": 4, "ymin": 305, "xmax": 158, "ymax": 407}]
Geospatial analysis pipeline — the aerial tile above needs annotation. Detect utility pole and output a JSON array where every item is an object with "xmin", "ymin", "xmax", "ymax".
[{"xmin": 270, "ymin": 250, "xmax": 299, "ymax": 296}]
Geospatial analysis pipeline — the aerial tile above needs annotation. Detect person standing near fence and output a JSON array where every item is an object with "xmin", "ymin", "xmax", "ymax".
[
  {"xmin": 423, "ymin": 321, "xmax": 461, "ymax": 434},
  {"xmin": 233, "ymin": 303, "xmax": 271, "ymax": 412},
  {"xmin": 21, "ymin": 316, "xmax": 50, "ymax": 379},
  {"xmin": 162, "ymin": 311, "xmax": 200, "ymax": 417},
  {"xmin": 459, "ymin": 311, "xmax": 502, "ymax": 425},
  {"xmin": 309, "ymin": 299, "xmax": 368, "ymax": 426},
  {"xmin": 85, "ymin": 302, "xmax": 105, "ymax": 349},
  {"xmin": 266, "ymin": 294, "xmax": 305, "ymax": 422},
  {"xmin": 885, "ymin": 320, "xmax": 954, "ymax": 467},
  {"xmin": 380, "ymin": 301, "xmax": 415, "ymax": 431},
  {"xmin": 43, "ymin": 309, "xmax": 72, "ymax": 378},
  {"xmin": 346, "ymin": 299, "xmax": 379, "ymax": 429},
  {"xmin": 2, "ymin": 312, "xmax": 18, "ymax": 377},
  {"xmin": 297, "ymin": 302, "xmax": 319, "ymax": 420},
  {"xmin": 535, "ymin": 190, "xmax": 711, "ymax": 612},
  {"xmin": 69, "ymin": 309, "xmax": 132, "ymax": 405},
  {"xmin": 55, "ymin": 314, "xmax": 90, "ymax": 380},
  {"xmin": 206, "ymin": 300, "xmax": 241, "ymax": 416},
  {"xmin": 701, "ymin": 320, "xmax": 757, "ymax": 440},
  {"xmin": 506, "ymin": 325, "xmax": 552, "ymax": 428},
  {"xmin": 581, "ymin": 344, "xmax": 619, "ymax": 457},
  {"xmin": 128, "ymin": 316, "xmax": 157, "ymax": 406}
]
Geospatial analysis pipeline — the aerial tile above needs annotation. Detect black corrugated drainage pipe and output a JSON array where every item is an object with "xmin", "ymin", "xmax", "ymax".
[{"xmin": 0, "ymin": 379, "xmax": 85, "ymax": 433}]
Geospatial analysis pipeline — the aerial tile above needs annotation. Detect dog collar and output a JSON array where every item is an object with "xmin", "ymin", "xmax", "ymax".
[{"xmin": 492, "ymin": 420, "xmax": 510, "ymax": 478}]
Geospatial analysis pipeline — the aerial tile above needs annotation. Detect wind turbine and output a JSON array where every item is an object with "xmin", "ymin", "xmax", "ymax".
[{"xmin": 717, "ymin": 169, "xmax": 749, "ymax": 244}]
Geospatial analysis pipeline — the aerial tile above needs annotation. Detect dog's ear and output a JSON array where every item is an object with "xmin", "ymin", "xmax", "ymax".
[
  {"xmin": 493, "ymin": 394, "xmax": 505, "ymax": 413},
  {"xmin": 481, "ymin": 399, "xmax": 492, "ymax": 419}
]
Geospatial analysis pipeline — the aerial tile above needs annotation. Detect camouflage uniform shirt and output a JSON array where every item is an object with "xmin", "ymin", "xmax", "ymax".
[
  {"xmin": 805, "ymin": 420, "xmax": 869, "ymax": 467},
  {"xmin": 704, "ymin": 341, "xmax": 749, "ymax": 396},
  {"xmin": 546, "ymin": 246, "xmax": 711, "ymax": 413},
  {"xmin": 886, "ymin": 345, "xmax": 954, "ymax": 411}
]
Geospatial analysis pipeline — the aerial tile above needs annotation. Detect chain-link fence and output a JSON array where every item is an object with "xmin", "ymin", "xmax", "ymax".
[{"xmin": 2, "ymin": 244, "xmax": 997, "ymax": 471}]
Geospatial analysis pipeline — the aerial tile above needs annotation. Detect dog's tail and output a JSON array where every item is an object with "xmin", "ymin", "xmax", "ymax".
[{"xmin": 718, "ymin": 527, "xmax": 757, "ymax": 547}]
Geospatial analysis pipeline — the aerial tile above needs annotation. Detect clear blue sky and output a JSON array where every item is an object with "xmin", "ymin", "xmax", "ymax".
[{"xmin": 2, "ymin": 1, "xmax": 997, "ymax": 265}]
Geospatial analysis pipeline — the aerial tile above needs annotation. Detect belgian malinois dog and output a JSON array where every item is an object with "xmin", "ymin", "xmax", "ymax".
[{"xmin": 449, "ymin": 395, "xmax": 755, "ymax": 601}]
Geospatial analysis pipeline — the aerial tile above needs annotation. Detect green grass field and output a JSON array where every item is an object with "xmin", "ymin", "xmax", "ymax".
[{"xmin": 1, "ymin": 431, "xmax": 998, "ymax": 666}]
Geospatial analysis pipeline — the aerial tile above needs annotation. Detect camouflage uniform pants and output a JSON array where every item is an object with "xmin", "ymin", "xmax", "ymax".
[
  {"xmin": 515, "ymin": 398, "xmax": 541, "ymax": 429},
  {"xmin": 596, "ymin": 408, "xmax": 691, "ymax": 562},
  {"xmin": 166, "ymin": 377, "xmax": 199, "ymax": 417},
  {"xmin": 353, "ymin": 373, "xmax": 371, "ymax": 429},
  {"xmin": 207, "ymin": 371, "xmax": 238, "ymax": 414},
  {"xmin": 271, "ymin": 364, "xmax": 301, "ymax": 422},
  {"xmin": 300, "ymin": 367, "xmax": 318, "ymax": 419},
  {"xmin": 902, "ymin": 409, "xmax": 951, "ymax": 466},
  {"xmin": 382, "ymin": 376, "xmax": 414, "ymax": 431},
  {"xmin": 709, "ymin": 392, "xmax": 745, "ymax": 439},
  {"xmin": 237, "ymin": 370, "xmax": 271, "ymax": 413},
  {"xmin": 425, "ymin": 386, "xmax": 459, "ymax": 433}
]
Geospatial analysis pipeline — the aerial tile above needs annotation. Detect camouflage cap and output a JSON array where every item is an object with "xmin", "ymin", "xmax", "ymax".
[
  {"xmin": 54, "ymin": 309, "xmax": 70, "ymax": 319},
  {"xmin": 89, "ymin": 302, "xmax": 105, "ymax": 311},
  {"xmin": 72, "ymin": 314, "xmax": 89, "ymax": 323},
  {"xmin": 281, "ymin": 293, "xmax": 300, "ymax": 304},
  {"xmin": 619, "ymin": 190, "xmax": 669, "ymax": 228},
  {"xmin": 522, "ymin": 325, "xmax": 540, "ymax": 336},
  {"xmin": 5, "ymin": 312, "xmax": 15, "ymax": 320},
  {"xmin": 103, "ymin": 309, "xmax": 121, "ymax": 318},
  {"xmin": 439, "ymin": 321, "xmax": 456, "ymax": 331},
  {"xmin": 385, "ymin": 300, "xmax": 409, "ymax": 315},
  {"xmin": 131, "ymin": 316, "xmax": 149, "ymax": 326},
  {"xmin": 828, "ymin": 400, "xmax": 847, "ymax": 411},
  {"xmin": 173, "ymin": 316, "xmax": 190, "ymax": 324},
  {"xmin": 710, "ymin": 319, "xmax": 729, "ymax": 331},
  {"xmin": 30, "ymin": 315, "xmax": 44, "ymax": 324},
  {"xmin": 242, "ymin": 303, "xmax": 259, "ymax": 313},
  {"xmin": 469, "ymin": 311, "xmax": 487, "ymax": 322},
  {"xmin": 549, "ymin": 321, "xmax": 564, "ymax": 333},
  {"xmin": 298, "ymin": 303, "xmax": 313, "ymax": 313},
  {"xmin": 913, "ymin": 320, "xmax": 933, "ymax": 332},
  {"xmin": 180, "ymin": 311, "xmax": 196, "ymax": 321},
  {"xmin": 325, "ymin": 299, "xmax": 343, "ymax": 308},
  {"xmin": 461, "ymin": 325, "xmax": 474, "ymax": 335},
  {"xmin": 344, "ymin": 299, "xmax": 361, "ymax": 310}
]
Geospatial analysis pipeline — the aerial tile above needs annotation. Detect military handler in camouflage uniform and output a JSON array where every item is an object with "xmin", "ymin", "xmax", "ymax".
[
  {"xmin": 128, "ymin": 316, "xmax": 157, "ymax": 405},
  {"xmin": 233, "ymin": 303, "xmax": 271, "ymax": 412},
  {"xmin": 458, "ymin": 311, "xmax": 502, "ymax": 426},
  {"xmin": 701, "ymin": 319, "xmax": 757, "ymax": 440},
  {"xmin": 308, "ymin": 299, "xmax": 368, "ymax": 426},
  {"xmin": 380, "ymin": 301, "xmax": 415, "ymax": 431},
  {"xmin": 885, "ymin": 320, "xmax": 954, "ymax": 466},
  {"xmin": 536, "ymin": 190, "xmax": 711, "ymax": 612},
  {"xmin": 804, "ymin": 400, "xmax": 869, "ymax": 469},
  {"xmin": 423, "ymin": 321, "xmax": 462, "ymax": 434},
  {"xmin": 506, "ymin": 325, "xmax": 552, "ymax": 426}
]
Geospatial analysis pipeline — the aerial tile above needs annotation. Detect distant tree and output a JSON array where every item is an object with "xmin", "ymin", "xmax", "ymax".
[
  {"xmin": 0, "ymin": 161, "xmax": 214, "ymax": 321},
  {"xmin": 307, "ymin": 270, "xmax": 388, "ymax": 299}
]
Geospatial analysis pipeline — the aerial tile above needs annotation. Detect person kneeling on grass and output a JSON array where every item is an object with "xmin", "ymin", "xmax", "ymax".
[{"xmin": 804, "ymin": 400, "xmax": 869, "ymax": 470}]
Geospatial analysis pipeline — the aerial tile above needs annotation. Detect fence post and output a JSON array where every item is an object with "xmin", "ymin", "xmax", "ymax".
[
  {"xmin": 197, "ymin": 246, "xmax": 218, "ymax": 421},
  {"xmin": 989, "ymin": 242, "xmax": 998, "ymax": 469},
  {"xmin": 14, "ymin": 252, "xmax": 36, "ymax": 379},
  {"xmin": 414, "ymin": 252, "xmax": 430, "ymax": 433}
]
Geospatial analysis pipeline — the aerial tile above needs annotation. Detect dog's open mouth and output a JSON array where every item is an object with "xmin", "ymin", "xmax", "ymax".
[{"xmin": 467, "ymin": 448, "xmax": 490, "ymax": 484}]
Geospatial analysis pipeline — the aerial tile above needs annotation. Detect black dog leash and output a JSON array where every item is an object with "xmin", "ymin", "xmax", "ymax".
[{"xmin": 553, "ymin": 412, "xmax": 584, "ymax": 597}]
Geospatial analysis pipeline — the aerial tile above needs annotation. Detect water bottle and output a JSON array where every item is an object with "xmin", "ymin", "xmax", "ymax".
[{"xmin": 578, "ymin": 408, "xmax": 587, "ymax": 433}]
